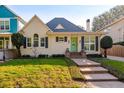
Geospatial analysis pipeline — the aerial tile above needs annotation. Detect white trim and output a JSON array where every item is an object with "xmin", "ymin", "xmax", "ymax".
[
  {"xmin": 84, "ymin": 36, "xmax": 96, "ymax": 51},
  {"xmin": 0, "ymin": 18, "xmax": 10, "ymax": 31},
  {"xmin": 26, "ymin": 37, "xmax": 32, "ymax": 48}
]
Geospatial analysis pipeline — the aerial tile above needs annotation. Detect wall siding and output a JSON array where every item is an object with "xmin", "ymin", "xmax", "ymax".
[
  {"xmin": 10, "ymin": 19, "xmax": 18, "ymax": 33},
  {"xmin": 0, "ymin": 5, "xmax": 16, "ymax": 18}
]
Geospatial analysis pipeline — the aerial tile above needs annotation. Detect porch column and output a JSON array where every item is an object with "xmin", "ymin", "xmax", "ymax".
[{"xmin": 9, "ymin": 36, "xmax": 12, "ymax": 49}]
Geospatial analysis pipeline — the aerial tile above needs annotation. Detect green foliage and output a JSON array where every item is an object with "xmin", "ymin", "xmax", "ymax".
[
  {"xmin": 11, "ymin": 33, "xmax": 24, "ymax": 56},
  {"xmin": 92, "ymin": 5, "xmax": 124, "ymax": 31},
  {"xmin": 100, "ymin": 36, "xmax": 113, "ymax": 58},
  {"xmin": 113, "ymin": 41, "xmax": 124, "ymax": 46},
  {"xmin": 64, "ymin": 58, "xmax": 84, "ymax": 80},
  {"xmin": 89, "ymin": 58, "xmax": 124, "ymax": 80},
  {"xmin": 0, "ymin": 58, "xmax": 85, "ymax": 88},
  {"xmin": 100, "ymin": 36, "xmax": 113, "ymax": 49},
  {"xmin": 11, "ymin": 33, "xmax": 24, "ymax": 49}
]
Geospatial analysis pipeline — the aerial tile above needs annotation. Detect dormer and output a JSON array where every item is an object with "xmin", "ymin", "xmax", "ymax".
[{"xmin": 55, "ymin": 24, "xmax": 64, "ymax": 29}]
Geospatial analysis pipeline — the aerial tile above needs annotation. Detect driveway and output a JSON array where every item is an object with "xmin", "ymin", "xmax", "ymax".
[{"xmin": 108, "ymin": 56, "xmax": 124, "ymax": 62}]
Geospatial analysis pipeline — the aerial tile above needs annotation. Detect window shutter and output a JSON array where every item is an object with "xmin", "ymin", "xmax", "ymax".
[
  {"xmin": 95, "ymin": 36, "xmax": 98, "ymax": 51},
  {"xmin": 81, "ymin": 36, "xmax": 84, "ymax": 50},
  {"xmin": 64, "ymin": 36, "xmax": 67, "ymax": 42},
  {"xmin": 56, "ymin": 37, "xmax": 58, "ymax": 42},
  {"xmin": 45, "ymin": 37, "xmax": 48, "ymax": 48},
  {"xmin": 23, "ymin": 37, "xmax": 26, "ymax": 48}
]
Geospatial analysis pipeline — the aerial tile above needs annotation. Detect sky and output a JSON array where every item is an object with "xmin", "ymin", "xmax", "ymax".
[{"xmin": 8, "ymin": 5, "xmax": 115, "ymax": 29}]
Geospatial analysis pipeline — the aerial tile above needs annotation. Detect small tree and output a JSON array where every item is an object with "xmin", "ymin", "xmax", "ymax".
[
  {"xmin": 11, "ymin": 33, "xmax": 24, "ymax": 57},
  {"xmin": 100, "ymin": 36, "xmax": 113, "ymax": 58}
]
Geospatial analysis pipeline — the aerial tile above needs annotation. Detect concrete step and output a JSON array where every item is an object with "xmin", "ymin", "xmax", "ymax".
[
  {"xmin": 83, "ymin": 73, "xmax": 118, "ymax": 81},
  {"xmin": 80, "ymin": 67, "xmax": 108, "ymax": 74},
  {"xmin": 87, "ymin": 81, "xmax": 124, "ymax": 88},
  {"xmin": 72, "ymin": 59, "xmax": 101, "ymax": 67},
  {"xmin": 78, "ymin": 62, "xmax": 101, "ymax": 67}
]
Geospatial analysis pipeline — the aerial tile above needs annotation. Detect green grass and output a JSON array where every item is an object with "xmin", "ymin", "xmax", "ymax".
[
  {"xmin": 0, "ymin": 58, "xmax": 85, "ymax": 88},
  {"xmin": 89, "ymin": 58, "xmax": 124, "ymax": 80}
]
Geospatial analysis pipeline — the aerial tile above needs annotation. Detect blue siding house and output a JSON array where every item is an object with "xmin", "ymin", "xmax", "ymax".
[{"xmin": 0, "ymin": 5, "xmax": 25, "ymax": 50}]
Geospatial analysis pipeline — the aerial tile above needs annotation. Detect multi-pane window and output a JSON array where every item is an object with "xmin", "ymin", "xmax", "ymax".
[
  {"xmin": 0, "ymin": 19, "xmax": 10, "ymax": 31},
  {"xmin": 0, "ymin": 21, "xmax": 4, "ymax": 30},
  {"xmin": 84, "ymin": 36, "xmax": 95, "ymax": 51},
  {"xmin": 27, "ymin": 38, "xmax": 32, "ymax": 47},
  {"xmin": 33, "ymin": 34, "xmax": 39, "ymax": 47},
  {"xmin": 40, "ymin": 38, "xmax": 45, "ymax": 47},
  {"xmin": 0, "ymin": 40, "xmax": 3, "ymax": 49},
  {"xmin": 58, "ymin": 37, "xmax": 64, "ymax": 42},
  {"xmin": 5, "ymin": 21, "xmax": 9, "ymax": 30}
]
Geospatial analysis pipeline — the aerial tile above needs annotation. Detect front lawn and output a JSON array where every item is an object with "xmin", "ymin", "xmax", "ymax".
[
  {"xmin": 89, "ymin": 58, "xmax": 124, "ymax": 80},
  {"xmin": 0, "ymin": 58, "xmax": 85, "ymax": 88}
]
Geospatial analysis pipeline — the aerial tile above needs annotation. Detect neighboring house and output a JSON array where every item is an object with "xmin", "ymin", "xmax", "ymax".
[
  {"xmin": 97, "ymin": 16, "xmax": 124, "ymax": 43},
  {"xmin": 20, "ymin": 15, "xmax": 104, "ymax": 57},
  {"xmin": 97, "ymin": 16, "xmax": 124, "ymax": 57},
  {"xmin": 0, "ymin": 5, "xmax": 25, "ymax": 59}
]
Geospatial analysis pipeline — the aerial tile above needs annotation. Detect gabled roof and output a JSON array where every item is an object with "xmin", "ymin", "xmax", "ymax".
[
  {"xmin": 20, "ymin": 15, "xmax": 52, "ymax": 33},
  {"xmin": 46, "ymin": 18, "xmax": 85, "ymax": 32},
  {"xmin": 0, "ymin": 5, "xmax": 26, "ymax": 24}
]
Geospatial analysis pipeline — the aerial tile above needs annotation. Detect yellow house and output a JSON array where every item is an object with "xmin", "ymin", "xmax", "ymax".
[{"xmin": 20, "ymin": 15, "xmax": 104, "ymax": 57}]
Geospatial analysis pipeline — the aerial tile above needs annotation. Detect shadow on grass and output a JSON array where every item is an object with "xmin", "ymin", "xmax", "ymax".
[{"xmin": 0, "ymin": 58, "xmax": 68, "ymax": 67}]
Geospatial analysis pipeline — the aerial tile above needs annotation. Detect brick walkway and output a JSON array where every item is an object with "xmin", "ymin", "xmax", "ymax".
[{"xmin": 72, "ymin": 58, "xmax": 124, "ymax": 88}]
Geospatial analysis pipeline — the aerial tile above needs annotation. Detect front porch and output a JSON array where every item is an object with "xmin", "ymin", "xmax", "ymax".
[
  {"xmin": 0, "ymin": 34, "xmax": 12, "ymax": 49},
  {"xmin": 65, "ymin": 35, "xmax": 101, "ymax": 58},
  {"xmin": 0, "ymin": 34, "xmax": 15, "ymax": 60}
]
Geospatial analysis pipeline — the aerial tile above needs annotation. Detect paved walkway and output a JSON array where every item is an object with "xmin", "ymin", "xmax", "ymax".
[
  {"xmin": 72, "ymin": 58, "xmax": 124, "ymax": 88},
  {"xmin": 108, "ymin": 56, "xmax": 124, "ymax": 62}
]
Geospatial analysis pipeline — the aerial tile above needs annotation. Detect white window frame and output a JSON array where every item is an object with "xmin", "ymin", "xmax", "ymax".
[
  {"xmin": 33, "ymin": 34, "xmax": 39, "ymax": 47},
  {"xmin": 58, "ymin": 37, "xmax": 64, "ymax": 42},
  {"xmin": 0, "ymin": 18, "xmax": 10, "ymax": 31},
  {"xmin": 84, "ymin": 36, "xmax": 95, "ymax": 51},
  {"xmin": 40, "ymin": 37, "xmax": 45, "ymax": 47},
  {"xmin": 27, "ymin": 38, "xmax": 32, "ymax": 47}
]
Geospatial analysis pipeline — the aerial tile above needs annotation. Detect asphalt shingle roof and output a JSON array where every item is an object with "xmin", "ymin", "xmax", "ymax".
[{"xmin": 46, "ymin": 18, "xmax": 86, "ymax": 32}]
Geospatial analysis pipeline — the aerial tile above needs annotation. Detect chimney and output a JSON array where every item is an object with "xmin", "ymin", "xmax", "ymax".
[{"xmin": 86, "ymin": 19, "xmax": 90, "ymax": 32}]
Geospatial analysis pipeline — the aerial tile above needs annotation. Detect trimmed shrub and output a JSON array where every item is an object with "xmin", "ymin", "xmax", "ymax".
[
  {"xmin": 87, "ymin": 54, "xmax": 102, "ymax": 58},
  {"xmin": 21, "ymin": 55, "xmax": 31, "ymax": 58},
  {"xmin": 38, "ymin": 54, "xmax": 48, "ymax": 58},
  {"xmin": 100, "ymin": 36, "xmax": 113, "ymax": 58},
  {"xmin": 52, "ymin": 54, "xmax": 65, "ymax": 58}
]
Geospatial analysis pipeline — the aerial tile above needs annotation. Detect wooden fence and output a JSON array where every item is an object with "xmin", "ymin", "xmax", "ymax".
[{"xmin": 105, "ymin": 45, "xmax": 124, "ymax": 57}]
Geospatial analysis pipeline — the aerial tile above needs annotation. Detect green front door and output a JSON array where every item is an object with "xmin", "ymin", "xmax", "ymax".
[{"xmin": 71, "ymin": 37, "xmax": 78, "ymax": 52}]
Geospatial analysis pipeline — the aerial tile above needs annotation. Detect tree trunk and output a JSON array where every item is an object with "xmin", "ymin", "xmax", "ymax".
[
  {"xmin": 104, "ymin": 49, "xmax": 107, "ymax": 58},
  {"xmin": 17, "ymin": 48, "xmax": 21, "ymax": 57}
]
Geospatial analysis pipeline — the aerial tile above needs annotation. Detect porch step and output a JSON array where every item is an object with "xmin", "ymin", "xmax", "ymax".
[
  {"xmin": 80, "ymin": 67, "xmax": 108, "ymax": 74},
  {"xmin": 77, "ymin": 62, "xmax": 101, "ymax": 67},
  {"xmin": 71, "ymin": 59, "xmax": 101, "ymax": 67},
  {"xmin": 83, "ymin": 73, "xmax": 118, "ymax": 81},
  {"xmin": 70, "ymin": 52, "xmax": 81, "ymax": 58}
]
